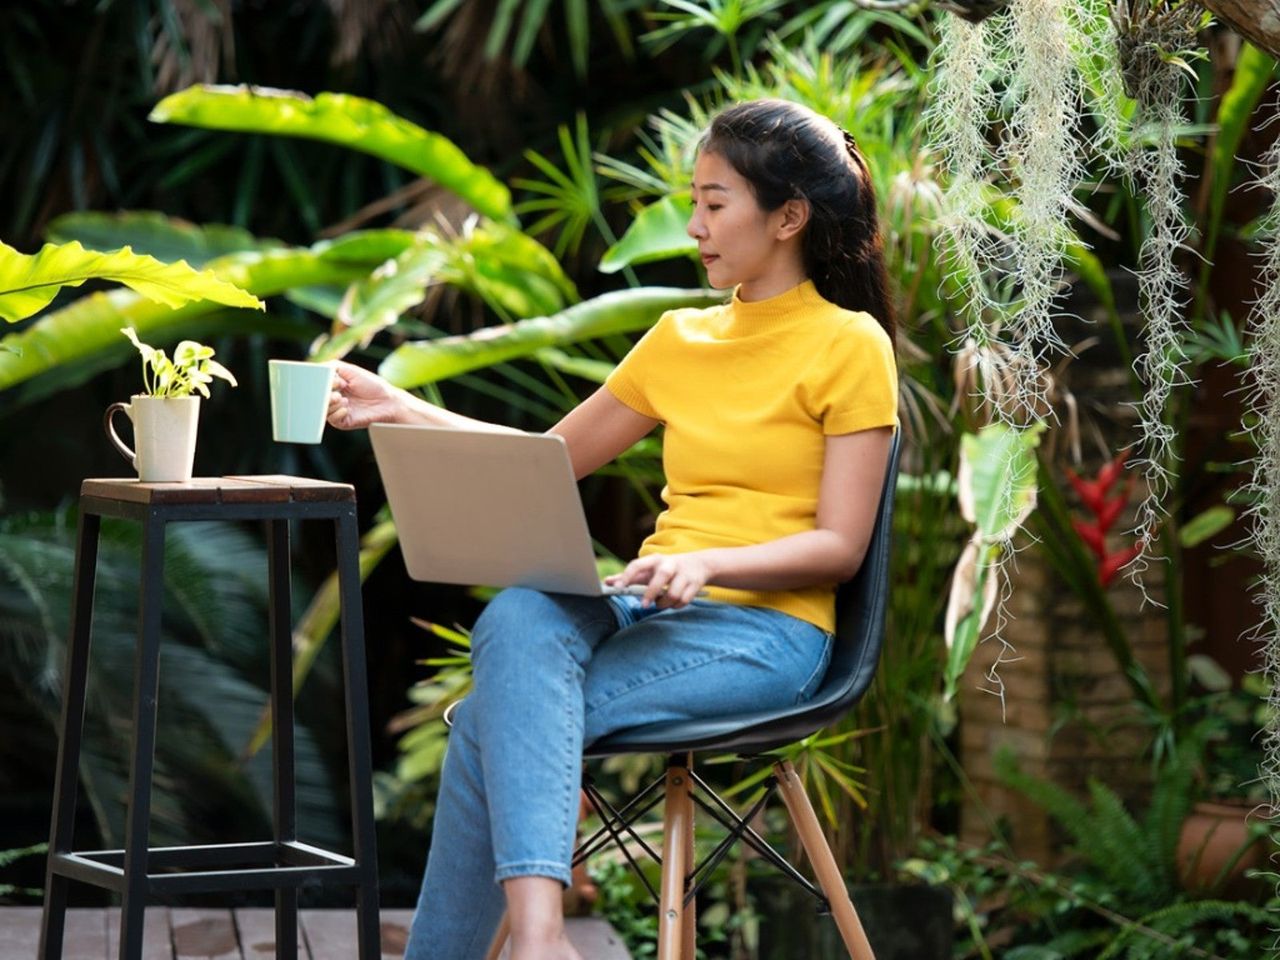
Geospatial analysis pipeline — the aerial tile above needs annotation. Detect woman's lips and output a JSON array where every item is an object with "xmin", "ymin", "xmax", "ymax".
[{"xmin": 700, "ymin": 253, "xmax": 718, "ymax": 266}]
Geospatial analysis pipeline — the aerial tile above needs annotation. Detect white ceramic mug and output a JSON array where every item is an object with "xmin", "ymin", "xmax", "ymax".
[
  {"xmin": 269, "ymin": 360, "xmax": 336, "ymax": 444},
  {"xmin": 104, "ymin": 395, "xmax": 201, "ymax": 482}
]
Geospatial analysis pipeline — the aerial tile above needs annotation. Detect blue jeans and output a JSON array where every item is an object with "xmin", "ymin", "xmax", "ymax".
[{"xmin": 404, "ymin": 588, "xmax": 833, "ymax": 960}]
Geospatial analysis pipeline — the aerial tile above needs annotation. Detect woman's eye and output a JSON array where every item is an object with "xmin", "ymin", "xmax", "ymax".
[{"xmin": 706, "ymin": 204, "xmax": 722, "ymax": 212}]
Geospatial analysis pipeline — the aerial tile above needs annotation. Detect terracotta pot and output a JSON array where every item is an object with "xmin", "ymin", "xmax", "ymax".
[{"xmin": 1176, "ymin": 799, "xmax": 1266, "ymax": 899}]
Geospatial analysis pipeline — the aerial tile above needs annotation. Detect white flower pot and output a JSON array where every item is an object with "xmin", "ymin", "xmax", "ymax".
[{"xmin": 104, "ymin": 395, "xmax": 201, "ymax": 482}]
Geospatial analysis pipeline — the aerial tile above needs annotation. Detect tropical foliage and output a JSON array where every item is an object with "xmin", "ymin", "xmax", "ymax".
[{"xmin": 3, "ymin": 2, "xmax": 1278, "ymax": 955}]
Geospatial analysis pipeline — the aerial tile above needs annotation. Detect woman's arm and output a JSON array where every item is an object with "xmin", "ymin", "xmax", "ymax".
[
  {"xmin": 328, "ymin": 361, "xmax": 659, "ymax": 477},
  {"xmin": 606, "ymin": 426, "xmax": 893, "ymax": 608},
  {"xmin": 327, "ymin": 360, "xmax": 523, "ymax": 434},
  {"xmin": 549, "ymin": 386, "xmax": 660, "ymax": 480}
]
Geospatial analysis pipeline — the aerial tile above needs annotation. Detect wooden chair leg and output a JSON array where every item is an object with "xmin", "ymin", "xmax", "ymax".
[
  {"xmin": 657, "ymin": 754, "xmax": 694, "ymax": 960},
  {"xmin": 484, "ymin": 913, "xmax": 510, "ymax": 960},
  {"xmin": 681, "ymin": 767, "xmax": 696, "ymax": 960},
  {"xmin": 773, "ymin": 759, "xmax": 876, "ymax": 960}
]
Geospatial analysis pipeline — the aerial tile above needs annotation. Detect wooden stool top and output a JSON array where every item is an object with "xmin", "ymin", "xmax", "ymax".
[{"xmin": 80, "ymin": 475, "xmax": 355, "ymax": 506}]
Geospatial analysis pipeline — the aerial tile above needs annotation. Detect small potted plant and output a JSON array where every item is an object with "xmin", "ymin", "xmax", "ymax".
[
  {"xmin": 1175, "ymin": 667, "xmax": 1274, "ymax": 898},
  {"xmin": 104, "ymin": 327, "xmax": 237, "ymax": 482}
]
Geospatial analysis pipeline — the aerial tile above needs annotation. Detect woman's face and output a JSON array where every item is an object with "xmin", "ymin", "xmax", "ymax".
[{"xmin": 686, "ymin": 150, "xmax": 806, "ymax": 300}]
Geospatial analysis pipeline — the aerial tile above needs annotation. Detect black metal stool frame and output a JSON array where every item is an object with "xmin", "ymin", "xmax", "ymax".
[{"xmin": 39, "ymin": 482, "xmax": 381, "ymax": 960}]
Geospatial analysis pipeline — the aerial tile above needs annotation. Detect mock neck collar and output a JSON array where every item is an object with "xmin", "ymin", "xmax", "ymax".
[{"xmin": 726, "ymin": 280, "xmax": 823, "ymax": 333}]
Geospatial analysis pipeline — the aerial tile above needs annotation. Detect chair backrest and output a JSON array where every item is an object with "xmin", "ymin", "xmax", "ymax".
[{"xmin": 585, "ymin": 432, "xmax": 902, "ymax": 758}]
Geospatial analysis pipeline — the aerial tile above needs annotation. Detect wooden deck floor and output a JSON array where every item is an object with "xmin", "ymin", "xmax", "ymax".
[{"xmin": 0, "ymin": 907, "xmax": 631, "ymax": 959}]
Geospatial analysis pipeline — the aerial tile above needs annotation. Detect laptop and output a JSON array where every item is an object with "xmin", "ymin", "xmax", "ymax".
[{"xmin": 369, "ymin": 423, "xmax": 650, "ymax": 597}]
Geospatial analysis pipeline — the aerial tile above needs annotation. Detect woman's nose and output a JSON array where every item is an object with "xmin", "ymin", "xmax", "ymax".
[{"xmin": 686, "ymin": 212, "xmax": 705, "ymax": 240}]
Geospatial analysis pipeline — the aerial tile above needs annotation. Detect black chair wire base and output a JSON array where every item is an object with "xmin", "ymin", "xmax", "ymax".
[{"xmin": 575, "ymin": 754, "xmax": 831, "ymax": 915}]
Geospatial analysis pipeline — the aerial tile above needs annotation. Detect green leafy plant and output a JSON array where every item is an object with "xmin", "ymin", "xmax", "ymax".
[
  {"xmin": 903, "ymin": 832, "xmax": 1274, "ymax": 960},
  {"xmin": 0, "ymin": 238, "xmax": 263, "ymax": 325},
  {"xmin": 0, "ymin": 843, "xmax": 47, "ymax": 901},
  {"xmin": 944, "ymin": 421, "xmax": 1045, "ymax": 703},
  {"xmin": 149, "ymin": 85, "xmax": 514, "ymax": 223},
  {"xmin": 995, "ymin": 741, "xmax": 1277, "ymax": 957},
  {"xmin": 120, "ymin": 326, "xmax": 237, "ymax": 399},
  {"xmin": 414, "ymin": 0, "xmax": 639, "ymax": 78}
]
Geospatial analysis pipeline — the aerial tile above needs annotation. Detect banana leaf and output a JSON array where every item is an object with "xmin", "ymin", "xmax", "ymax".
[
  {"xmin": 533, "ymin": 347, "xmax": 616, "ymax": 383},
  {"xmin": 599, "ymin": 194, "xmax": 697, "ymax": 274},
  {"xmin": 943, "ymin": 422, "xmax": 1045, "ymax": 702},
  {"xmin": 150, "ymin": 85, "xmax": 513, "ymax": 223},
  {"xmin": 433, "ymin": 220, "xmax": 578, "ymax": 318},
  {"xmin": 0, "ymin": 239, "xmax": 264, "ymax": 324},
  {"xmin": 379, "ymin": 287, "xmax": 722, "ymax": 388},
  {"xmin": 46, "ymin": 210, "xmax": 279, "ymax": 267},
  {"xmin": 311, "ymin": 222, "xmax": 577, "ymax": 361},
  {"xmin": 312, "ymin": 245, "xmax": 449, "ymax": 362},
  {"xmin": 0, "ymin": 232, "xmax": 416, "ymax": 394}
]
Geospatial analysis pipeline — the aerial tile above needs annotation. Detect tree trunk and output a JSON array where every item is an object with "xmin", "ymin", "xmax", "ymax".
[{"xmin": 1200, "ymin": 0, "xmax": 1280, "ymax": 57}]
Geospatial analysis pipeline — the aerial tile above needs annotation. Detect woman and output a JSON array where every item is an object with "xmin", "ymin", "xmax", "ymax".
[{"xmin": 328, "ymin": 98, "xmax": 898, "ymax": 960}]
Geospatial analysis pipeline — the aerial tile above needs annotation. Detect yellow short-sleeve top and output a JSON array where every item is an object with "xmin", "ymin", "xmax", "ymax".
[{"xmin": 604, "ymin": 279, "xmax": 898, "ymax": 632}]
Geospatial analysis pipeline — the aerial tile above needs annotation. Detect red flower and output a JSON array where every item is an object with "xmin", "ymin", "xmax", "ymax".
[
  {"xmin": 1099, "ymin": 543, "xmax": 1143, "ymax": 587},
  {"xmin": 1065, "ymin": 449, "xmax": 1130, "ymax": 515},
  {"xmin": 1072, "ymin": 517, "xmax": 1106, "ymax": 559},
  {"xmin": 1066, "ymin": 450, "xmax": 1139, "ymax": 588}
]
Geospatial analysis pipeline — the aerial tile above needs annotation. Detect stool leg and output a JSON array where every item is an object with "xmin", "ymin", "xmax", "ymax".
[
  {"xmin": 657, "ymin": 754, "xmax": 694, "ymax": 960},
  {"xmin": 118, "ymin": 516, "xmax": 167, "ymax": 960},
  {"xmin": 267, "ymin": 519, "xmax": 298, "ymax": 960},
  {"xmin": 773, "ymin": 760, "xmax": 876, "ymax": 960},
  {"xmin": 40, "ymin": 510, "xmax": 101, "ymax": 960},
  {"xmin": 335, "ymin": 510, "xmax": 381, "ymax": 960}
]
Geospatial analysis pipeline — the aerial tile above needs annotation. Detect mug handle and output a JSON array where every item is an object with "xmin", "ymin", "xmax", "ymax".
[{"xmin": 104, "ymin": 402, "xmax": 136, "ymax": 467}]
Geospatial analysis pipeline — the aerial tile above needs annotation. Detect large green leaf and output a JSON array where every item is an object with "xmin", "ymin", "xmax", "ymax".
[
  {"xmin": 310, "ymin": 222, "xmax": 577, "ymax": 361},
  {"xmin": 312, "ymin": 245, "xmax": 449, "ymax": 363},
  {"xmin": 943, "ymin": 423, "xmax": 1045, "ymax": 702},
  {"xmin": 434, "ymin": 220, "xmax": 578, "ymax": 318},
  {"xmin": 599, "ymin": 194, "xmax": 697, "ymax": 274},
  {"xmin": 46, "ymin": 211, "xmax": 278, "ymax": 267},
  {"xmin": 379, "ymin": 287, "xmax": 722, "ymax": 388},
  {"xmin": 0, "ymin": 232, "xmax": 417, "ymax": 393},
  {"xmin": 150, "ymin": 85, "xmax": 514, "ymax": 223},
  {"xmin": 1203, "ymin": 44, "xmax": 1275, "ymax": 268},
  {"xmin": 959, "ymin": 422, "xmax": 1044, "ymax": 543},
  {"xmin": 0, "ymin": 239, "xmax": 264, "ymax": 323}
]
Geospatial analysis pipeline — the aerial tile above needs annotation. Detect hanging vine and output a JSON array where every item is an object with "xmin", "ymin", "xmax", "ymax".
[
  {"xmin": 927, "ymin": 0, "xmax": 1099, "ymax": 704},
  {"xmin": 1002, "ymin": 0, "xmax": 1088, "ymax": 421},
  {"xmin": 927, "ymin": 10, "xmax": 1001, "ymax": 355},
  {"xmin": 1245, "ymin": 125, "xmax": 1280, "ymax": 897},
  {"xmin": 1113, "ymin": 1, "xmax": 1206, "ymax": 586}
]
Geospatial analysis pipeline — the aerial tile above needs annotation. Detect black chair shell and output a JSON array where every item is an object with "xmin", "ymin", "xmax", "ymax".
[{"xmin": 584, "ymin": 431, "xmax": 901, "ymax": 759}]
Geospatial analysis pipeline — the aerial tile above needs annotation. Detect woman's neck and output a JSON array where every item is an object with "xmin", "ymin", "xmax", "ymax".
[{"xmin": 734, "ymin": 255, "xmax": 808, "ymax": 303}]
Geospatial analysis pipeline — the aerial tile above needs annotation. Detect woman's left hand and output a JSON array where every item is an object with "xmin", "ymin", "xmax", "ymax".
[{"xmin": 606, "ymin": 552, "xmax": 714, "ymax": 610}]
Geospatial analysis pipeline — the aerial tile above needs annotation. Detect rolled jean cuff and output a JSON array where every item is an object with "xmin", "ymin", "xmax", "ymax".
[{"xmin": 494, "ymin": 860, "xmax": 572, "ymax": 887}]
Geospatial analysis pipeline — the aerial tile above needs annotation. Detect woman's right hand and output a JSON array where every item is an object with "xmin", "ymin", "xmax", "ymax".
[{"xmin": 327, "ymin": 360, "xmax": 406, "ymax": 430}]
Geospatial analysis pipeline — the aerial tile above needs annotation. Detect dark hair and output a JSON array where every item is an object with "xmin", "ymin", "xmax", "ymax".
[{"xmin": 700, "ymin": 98, "xmax": 896, "ymax": 344}]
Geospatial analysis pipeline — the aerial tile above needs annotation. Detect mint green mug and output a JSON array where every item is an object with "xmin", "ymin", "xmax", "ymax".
[{"xmin": 268, "ymin": 360, "xmax": 335, "ymax": 444}]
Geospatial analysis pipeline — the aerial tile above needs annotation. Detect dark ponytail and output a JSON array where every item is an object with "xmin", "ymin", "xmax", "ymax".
[{"xmin": 699, "ymin": 99, "xmax": 896, "ymax": 345}]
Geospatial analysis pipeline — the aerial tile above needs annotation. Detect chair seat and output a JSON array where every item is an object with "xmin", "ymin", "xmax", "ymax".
[{"xmin": 584, "ymin": 681, "xmax": 850, "ymax": 758}]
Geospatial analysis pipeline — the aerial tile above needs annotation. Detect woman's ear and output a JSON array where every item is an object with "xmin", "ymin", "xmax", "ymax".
[{"xmin": 775, "ymin": 198, "xmax": 811, "ymax": 241}]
